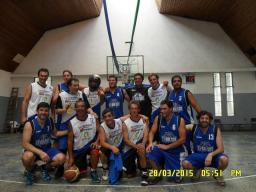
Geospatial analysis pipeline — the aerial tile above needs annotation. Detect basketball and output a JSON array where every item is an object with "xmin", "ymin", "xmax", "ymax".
[{"xmin": 64, "ymin": 166, "xmax": 80, "ymax": 182}]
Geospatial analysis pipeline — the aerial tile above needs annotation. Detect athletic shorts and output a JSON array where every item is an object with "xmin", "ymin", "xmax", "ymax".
[
  {"xmin": 23, "ymin": 148, "xmax": 61, "ymax": 162},
  {"xmin": 184, "ymin": 153, "xmax": 228, "ymax": 169},
  {"xmin": 147, "ymin": 146, "xmax": 186, "ymax": 181}
]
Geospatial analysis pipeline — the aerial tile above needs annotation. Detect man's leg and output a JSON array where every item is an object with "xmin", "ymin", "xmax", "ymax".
[
  {"xmin": 212, "ymin": 154, "xmax": 229, "ymax": 186},
  {"xmin": 89, "ymin": 149, "xmax": 100, "ymax": 183},
  {"xmin": 137, "ymin": 147, "xmax": 148, "ymax": 186},
  {"xmin": 21, "ymin": 151, "xmax": 36, "ymax": 185}
]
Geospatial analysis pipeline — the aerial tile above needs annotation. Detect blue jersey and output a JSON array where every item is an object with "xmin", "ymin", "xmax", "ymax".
[
  {"xmin": 105, "ymin": 88, "xmax": 124, "ymax": 118},
  {"xmin": 59, "ymin": 83, "xmax": 69, "ymax": 92},
  {"xmin": 158, "ymin": 114, "xmax": 185, "ymax": 154},
  {"xmin": 168, "ymin": 88, "xmax": 194, "ymax": 124},
  {"xmin": 30, "ymin": 117, "xmax": 53, "ymax": 151},
  {"xmin": 193, "ymin": 124, "xmax": 217, "ymax": 153}
]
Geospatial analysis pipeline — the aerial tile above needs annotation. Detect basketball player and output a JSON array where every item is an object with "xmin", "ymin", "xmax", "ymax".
[
  {"xmin": 146, "ymin": 100, "xmax": 186, "ymax": 184},
  {"xmin": 122, "ymin": 101, "xmax": 148, "ymax": 185},
  {"xmin": 21, "ymin": 102, "xmax": 65, "ymax": 185},
  {"xmin": 83, "ymin": 75, "xmax": 105, "ymax": 119},
  {"xmin": 182, "ymin": 111, "xmax": 229, "ymax": 186},
  {"xmin": 125, "ymin": 73, "xmax": 152, "ymax": 117},
  {"xmin": 21, "ymin": 68, "xmax": 53, "ymax": 125},
  {"xmin": 67, "ymin": 99, "xmax": 101, "ymax": 183},
  {"xmin": 104, "ymin": 75, "xmax": 130, "ymax": 118},
  {"xmin": 98, "ymin": 108, "xmax": 123, "ymax": 181},
  {"xmin": 147, "ymin": 73, "xmax": 169, "ymax": 126},
  {"xmin": 55, "ymin": 78, "xmax": 94, "ymax": 153},
  {"xmin": 168, "ymin": 75, "xmax": 201, "ymax": 154}
]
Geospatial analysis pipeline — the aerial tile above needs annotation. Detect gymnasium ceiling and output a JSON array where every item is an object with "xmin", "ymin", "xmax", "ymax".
[
  {"xmin": 1, "ymin": 0, "xmax": 255, "ymax": 72},
  {"xmin": 156, "ymin": 0, "xmax": 256, "ymax": 67},
  {"xmin": 0, "ymin": 0, "xmax": 102, "ymax": 72}
]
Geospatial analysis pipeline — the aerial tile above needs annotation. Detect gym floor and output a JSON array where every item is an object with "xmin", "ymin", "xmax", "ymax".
[{"xmin": 0, "ymin": 132, "xmax": 255, "ymax": 192}]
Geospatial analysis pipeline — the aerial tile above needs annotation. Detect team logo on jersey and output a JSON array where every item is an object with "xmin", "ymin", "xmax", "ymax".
[
  {"xmin": 172, "ymin": 124, "xmax": 176, "ymax": 131},
  {"xmin": 179, "ymin": 96, "xmax": 182, "ymax": 101}
]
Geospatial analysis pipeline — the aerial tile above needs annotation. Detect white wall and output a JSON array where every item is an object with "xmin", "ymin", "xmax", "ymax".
[
  {"xmin": 14, "ymin": 0, "xmax": 255, "ymax": 76},
  {"xmin": 0, "ymin": 70, "xmax": 12, "ymax": 97}
]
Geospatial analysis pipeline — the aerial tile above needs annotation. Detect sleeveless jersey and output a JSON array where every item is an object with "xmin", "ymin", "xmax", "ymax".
[
  {"xmin": 193, "ymin": 124, "xmax": 217, "ymax": 153},
  {"xmin": 27, "ymin": 82, "xmax": 53, "ymax": 118},
  {"xmin": 168, "ymin": 88, "xmax": 194, "ymax": 124},
  {"xmin": 105, "ymin": 88, "xmax": 124, "ymax": 118},
  {"xmin": 30, "ymin": 117, "xmax": 53, "ymax": 151},
  {"xmin": 70, "ymin": 114, "xmax": 97, "ymax": 154},
  {"xmin": 158, "ymin": 114, "xmax": 185, "ymax": 154},
  {"xmin": 123, "ymin": 117, "xmax": 145, "ymax": 153},
  {"xmin": 101, "ymin": 119, "xmax": 123, "ymax": 147},
  {"xmin": 84, "ymin": 87, "xmax": 101, "ymax": 118}
]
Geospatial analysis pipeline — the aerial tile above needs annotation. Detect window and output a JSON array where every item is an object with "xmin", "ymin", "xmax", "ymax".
[
  {"xmin": 34, "ymin": 77, "xmax": 52, "ymax": 86},
  {"xmin": 213, "ymin": 73, "xmax": 222, "ymax": 116},
  {"xmin": 226, "ymin": 72, "xmax": 234, "ymax": 116}
]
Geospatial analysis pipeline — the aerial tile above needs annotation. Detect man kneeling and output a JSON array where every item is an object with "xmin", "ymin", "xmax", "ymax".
[
  {"xmin": 67, "ymin": 99, "xmax": 100, "ymax": 183},
  {"xmin": 22, "ymin": 102, "xmax": 65, "ymax": 185},
  {"xmin": 182, "ymin": 111, "xmax": 229, "ymax": 186}
]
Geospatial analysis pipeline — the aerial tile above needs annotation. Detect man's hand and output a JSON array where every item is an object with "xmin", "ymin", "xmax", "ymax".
[
  {"xmin": 136, "ymin": 143, "xmax": 145, "ymax": 153},
  {"xmin": 163, "ymin": 80, "xmax": 169, "ymax": 87},
  {"xmin": 90, "ymin": 111, "xmax": 98, "ymax": 119},
  {"xmin": 156, "ymin": 144, "xmax": 169, "ymax": 150},
  {"xmin": 39, "ymin": 151, "xmax": 50, "ymax": 163},
  {"xmin": 91, "ymin": 142, "xmax": 100, "ymax": 149},
  {"xmin": 98, "ymin": 87, "xmax": 105, "ymax": 96},
  {"xmin": 111, "ymin": 146, "xmax": 120, "ymax": 154},
  {"xmin": 205, "ymin": 153, "xmax": 213, "ymax": 167},
  {"xmin": 146, "ymin": 143, "xmax": 154, "ymax": 153}
]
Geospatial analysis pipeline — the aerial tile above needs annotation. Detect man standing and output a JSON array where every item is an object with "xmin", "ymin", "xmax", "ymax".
[
  {"xmin": 122, "ymin": 101, "xmax": 149, "ymax": 185},
  {"xmin": 183, "ymin": 111, "xmax": 229, "ymax": 186},
  {"xmin": 21, "ymin": 102, "xmax": 65, "ymax": 185},
  {"xmin": 125, "ymin": 73, "xmax": 151, "ymax": 117},
  {"xmin": 169, "ymin": 75, "xmax": 201, "ymax": 153},
  {"xmin": 83, "ymin": 75, "xmax": 105, "ymax": 119},
  {"xmin": 21, "ymin": 68, "xmax": 53, "ymax": 124},
  {"xmin": 67, "ymin": 99, "xmax": 101, "ymax": 183},
  {"xmin": 105, "ymin": 75, "xmax": 130, "ymax": 118},
  {"xmin": 146, "ymin": 100, "xmax": 186, "ymax": 184}
]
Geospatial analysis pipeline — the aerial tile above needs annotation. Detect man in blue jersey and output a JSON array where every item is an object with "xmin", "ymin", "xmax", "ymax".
[
  {"xmin": 84, "ymin": 75, "xmax": 105, "ymax": 119},
  {"xmin": 67, "ymin": 99, "xmax": 101, "ymax": 183},
  {"xmin": 169, "ymin": 75, "xmax": 201, "ymax": 154},
  {"xmin": 182, "ymin": 111, "xmax": 229, "ymax": 186},
  {"xmin": 146, "ymin": 100, "xmax": 186, "ymax": 184},
  {"xmin": 104, "ymin": 75, "xmax": 130, "ymax": 118},
  {"xmin": 21, "ymin": 102, "xmax": 65, "ymax": 185}
]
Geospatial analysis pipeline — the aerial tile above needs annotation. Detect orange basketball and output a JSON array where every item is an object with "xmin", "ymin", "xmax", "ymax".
[{"xmin": 64, "ymin": 166, "xmax": 80, "ymax": 182}]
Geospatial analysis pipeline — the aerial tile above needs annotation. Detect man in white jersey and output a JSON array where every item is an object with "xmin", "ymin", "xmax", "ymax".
[
  {"xmin": 21, "ymin": 68, "xmax": 53, "ymax": 125},
  {"xmin": 122, "ymin": 101, "xmax": 149, "ymax": 186},
  {"xmin": 67, "ymin": 99, "xmax": 101, "ymax": 183},
  {"xmin": 99, "ymin": 108, "xmax": 123, "ymax": 181},
  {"xmin": 147, "ymin": 73, "xmax": 170, "ymax": 126}
]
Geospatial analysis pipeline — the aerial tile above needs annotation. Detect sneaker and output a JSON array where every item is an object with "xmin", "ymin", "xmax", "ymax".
[
  {"xmin": 191, "ymin": 168, "xmax": 201, "ymax": 182},
  {"xmin": 148, "ymin": 176, "xmax": 162, "ymax": 185},
  {"xmin": 102, "ymin": 169, "xmax": 109, "ymax": 181},
  {"xmin": 140, "ymin": 171, "xmax": 148, "ymax": 186},
  {"xmin": 41, "ymin": 165, "xmax": 52, "ymax": 182},
  {"xmin": 214, "ymin": 175, "xmax": 225, "ymax": 186},
  {"xmin": 90, "ymin": 170, "xmax": 100, "ymax": 183},
  {"xmin": 25, "ymin": 170, "xmax": 34, "ymax": 185},
  {"xmin": 54, "ymin": 165, "xmax": 64, "ymax": 178}
]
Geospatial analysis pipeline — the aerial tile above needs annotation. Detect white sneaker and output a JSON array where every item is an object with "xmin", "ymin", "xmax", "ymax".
[{"xmin": 102, "ymin": 169, "xmax": 109, "ymax": 181}]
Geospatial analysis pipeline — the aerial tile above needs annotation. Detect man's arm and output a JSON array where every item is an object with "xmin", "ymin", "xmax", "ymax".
[
  {"xmin": 52, "ymin": 85, "xmax": 60, "ymax": 106},
  {"xmin": 67, "ymin": 123, "xmax": 74, "ymax": 167},
  {"xmin": 187, "ymin": 91, "xmax": 201, "ymax": 113},
  {"xmin": 142, "ymin": 122, "xmax": 149, "ymax": 145},
  {"xmin": 55, "ymin": 96, "xmax": 69, "ymax": 114},
  {"xmin": 148, "ymin": 116, "xmax": 158, "ymax": 145},
  {"xmin": 123, "ymin": 89, "xmax": 130, "ymax": 102},
  {"xmin": 20, "ymin": 85, "xmax": 32, "ymax": 124},
  {"xmin": 22, "ymin": 122, "xmax": 45, "ymax": 157},
  {"xmin": 162, "ymin": 118, "xmax": 186, "ymax": 150},
  {"xmin": 163, "ymin": 80, "xmax": 172, "ymax": 92}
]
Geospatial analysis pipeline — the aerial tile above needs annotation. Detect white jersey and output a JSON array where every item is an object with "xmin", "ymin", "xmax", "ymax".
[
  {"xmin": 59, "ymin": 90, "xmax": 83, "ymax": 123},
  {"xmin": 83, "ymin": 87, "xmax": 100, "ymax": 108},
  {"xmin": 148, "ymin": 84, "xmax": 168, "ymax": 112},
  {"xmin": 123, "ymin": 117, "xmax": 146, "ymax": 153},
  {"xmin": 101, "ymin": 119, "xmax": 123, "ymax": 147},
  {"xmin": 27, "ymin": 82, "xmax": 53, "ymax": 118},
  {"xmin": 70, "ymin": 114, "xmax": 97, "ymax": 151}
]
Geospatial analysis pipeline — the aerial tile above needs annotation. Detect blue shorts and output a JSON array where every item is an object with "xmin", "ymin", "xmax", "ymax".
[
  {"xmin": 147, "ymin": 146, "xmax": 186, "ymax": 181},
  {"xmin": 29, "ymin": 148, "xmax": 60, "ymax": 161},
  {"xmin": 184, "ymin": 153, "xmax": 228, "ymax": 169}
]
